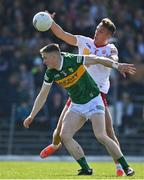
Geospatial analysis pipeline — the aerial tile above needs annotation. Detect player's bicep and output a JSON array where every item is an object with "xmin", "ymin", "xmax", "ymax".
[
  {"xmin": 40, "ymin": 81, "xmax": 52, "ymax": 97},
  {"xmin": 83, "ymin": 55, "xmax": 97, "ymax": 66}
]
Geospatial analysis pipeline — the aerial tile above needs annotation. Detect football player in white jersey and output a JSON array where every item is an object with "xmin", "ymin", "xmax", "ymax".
[{"xmin": 39, "ymin": 16, "xmax": 128, "ymax": 176}]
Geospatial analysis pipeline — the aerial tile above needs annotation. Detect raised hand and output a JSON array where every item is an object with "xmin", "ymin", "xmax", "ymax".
[
  {"xmin": 118, "ymin": 63, "xmax": 136, "ymax": 77},
  {"xmin": 45, "ymin": 10, "xmax": 56, "ymax": 19}
]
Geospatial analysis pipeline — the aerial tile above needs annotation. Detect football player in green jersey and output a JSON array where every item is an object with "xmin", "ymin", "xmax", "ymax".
[{"xmin": 23, "ymin": 44, "xmax": 135, "ymax": 176}]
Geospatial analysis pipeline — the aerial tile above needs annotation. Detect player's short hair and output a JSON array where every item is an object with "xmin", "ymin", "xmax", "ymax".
[
  {"xmin": 101, "ymin": 18, "xmax": 116, "ymax": 35},
  {"xmin": 40, "ymin": 43, "xmax": 60, "ymax": 54}
]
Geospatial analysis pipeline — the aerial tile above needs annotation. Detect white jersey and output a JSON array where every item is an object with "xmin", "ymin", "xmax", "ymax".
[{"xmin": 75, "ymin": 35, "xmax": 118, "ymax": 94}]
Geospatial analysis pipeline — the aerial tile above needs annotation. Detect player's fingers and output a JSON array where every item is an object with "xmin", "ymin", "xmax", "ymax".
[
  {"xmin": 23, "ymin": 120, "xmax": 29, "ymax": 128},
  {"xmin": 128, "ymin": 67, "xmax": 136, "ymax": 73},
  {"xmin": 125, "ymin": 63, "xmax": 135, "ymax": 67},
  {"xmin": 131, "ymin": 69, "xmax": 136, "ymax": 73},
  {"xmin": 120, "ymin": 70, "xmax": 126, "ymax": 77},
  {"xmin": 128, "ymin": 64, "xmax": 135, "ymax": 66},
  {"xmin": 129, "ymin": 70, "xmax": 136, "ymax": 75},
  {"xmin": 127, "ymin": 69, "xmax": 135, "ymax": 74},
  {"xmin": 23, "ymin": 122, "xmax": 28, "ymax": 128},
  {"xmin": 51, "ymin": 12, "xmax": 56, "ymax": 18},
  {"xmin": 122, "ymin": 72, "xmax": 126, "ymax": 78},
  {"xmin": 45, "ymin": 10, "xmax": 56, "ymax": 18},
  {"xmin": 23, "ymin": 122, "xmax": 26, "ymax": 128},
  {"xmin": 128, "ymin": 66, "xmax": 136, "ymax": 71}
]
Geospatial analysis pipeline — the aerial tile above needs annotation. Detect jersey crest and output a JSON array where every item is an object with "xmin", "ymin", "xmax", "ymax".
[{"xmin": 83, "ymin": 48, "xmax": 90, "ymax": 55}]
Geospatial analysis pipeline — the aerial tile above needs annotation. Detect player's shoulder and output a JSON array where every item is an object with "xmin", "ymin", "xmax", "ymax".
[
  {"xmin": 106, "ymin": 43, "xmax": 118, "ymax": 55},
  {"xmin": 62, "ymin": 52, "xmax": 83, "ymax": 64},
  {"xmin": 61, "ymin": 52, "xmax": 77, "ymax": 58},
  {"xmin": 61, "ymin": 52, "xmax": 78, "ymax": 63},
  {"xmin": 106, "ymin": 43, "xmax": 117, "ymax": 49},
  {"xmin": 76, "ymin": 35, "xmax": 93, "ymax": 43},
  {"xmin": 44, "ymin": 68, "xmax": 55, "ymax": 83}
]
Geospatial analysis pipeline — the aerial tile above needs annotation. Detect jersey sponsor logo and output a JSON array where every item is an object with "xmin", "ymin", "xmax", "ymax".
[
  {"xmin": 83, "ymin": 48, "xmax": 90, "ymax": 55},
  {"xmin": 90, "ymin": 93, "xmax": 94, "ymax": 98},
  {"xmin": 55, "ymin": 65, "xmax": 86, "ymax": 88},
  {"xmin": 102, "ymin": 49, "xmax": 106, "ymax": 54},
  {"xmin": 60, "ymin": 71, "xmax": 67, "ymax": 76},
  {"xmin": 68, "ymin": 68, "xmax": 74, "ymax": 73},
  {"xmin": 110, "ymin": 48, "xmax": 117, "ymax": 55}
]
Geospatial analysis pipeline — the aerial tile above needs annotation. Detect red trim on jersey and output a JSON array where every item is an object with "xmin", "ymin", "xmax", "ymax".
[
  {"xmin": 94, "ymin": 41, "xmax": 108, "ymax": 48},
  {"xmin": 100, "ymin": 92, "xmax": 108, "ymax": 107},
  {"xmin": 66, "ymin": 98, "xmax": 71, "ymax": 107}
]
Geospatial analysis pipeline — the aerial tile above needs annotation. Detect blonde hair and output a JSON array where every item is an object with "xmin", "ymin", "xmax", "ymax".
[{"xmin": 101, "ymin": 18, "xmax": 116, "ymax": 35}]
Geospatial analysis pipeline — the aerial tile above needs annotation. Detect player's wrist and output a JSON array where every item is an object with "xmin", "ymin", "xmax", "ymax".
[
  {"xmin": 29, "ymin": 114, "xmax": 34, "ymax": 120},
  {"xmin": 112, "ymin": 62, "xmax": 119, "ymax": 69}
]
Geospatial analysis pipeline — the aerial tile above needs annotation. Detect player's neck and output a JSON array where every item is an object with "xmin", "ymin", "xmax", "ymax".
[{"xmin": 94, "ymin": 40, "xmax": 108, "ymax": 48}]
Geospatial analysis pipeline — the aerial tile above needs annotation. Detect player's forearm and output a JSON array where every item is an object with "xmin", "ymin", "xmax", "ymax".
[
  {"xmin": 26, "ymin": 82, "xmax": 51, "ymax": 125},
  {"xmin": 29, "ymin": 91, "xmax": 48, "ymax": 119},
  {"xmin": 51, "ymin": 21, "xmax": 64, "ymax": 38},
  {"xmin": 95, "ymin": 56, "xmax": 119, "ymax": 69},
  {"xmin": 51, "ymin": 21, "xmax": 77, "ymax": 46},
  {"xmin": 85, "ymin": 55, "xmax": 119, "ymax": 69}
]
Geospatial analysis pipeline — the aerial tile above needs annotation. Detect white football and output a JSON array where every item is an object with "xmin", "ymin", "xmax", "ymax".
[{"xmin": 33, "ymin": 12, "xmax": 53, "ymax": 32}]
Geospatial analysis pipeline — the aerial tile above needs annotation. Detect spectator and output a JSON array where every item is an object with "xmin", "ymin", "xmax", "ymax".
[
  {"xmin": 48, "ymin": 90, "xmax": 65, "ymax": 129},
  {"xmin": 117, "ymin": 92, "xmax": 135, "ymax": 134},
  {"xmin": 0, "ymin": 0, "xmax": 143, "ymax": 132}
]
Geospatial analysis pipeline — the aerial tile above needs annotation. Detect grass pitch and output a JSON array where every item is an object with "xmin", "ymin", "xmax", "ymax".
[{"xmin": 0, "ymin": 161, "xmax": 143, "ymax": 179}]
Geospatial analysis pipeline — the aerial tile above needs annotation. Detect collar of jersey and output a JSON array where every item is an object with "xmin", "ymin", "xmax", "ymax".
[
  {"xmin": 95, "ymin": 43, "xmax": 108, "ymax": 48},
  {"xmin": 58, "ymin": 55, "xmax": 64, "ymax": 71}
]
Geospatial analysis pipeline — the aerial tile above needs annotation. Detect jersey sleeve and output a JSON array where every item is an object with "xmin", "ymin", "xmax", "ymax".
[
  {"xmin": 76, "ymin": 55, "xmax": 85, "ymax": 65},
  {"xmin": 65, "ymin": 53, "xmax": 85, "ymax": 65},
  {"xmin": 109, "ymin": 44, "xmax": 118, "ymax": 57},
  {"xmin": 44, "ymin": 69, "xmax": 54, "ymax": 85},
  {"xmin": 75, "ymin": 35, "xmax": 91, "ymax": 47}
]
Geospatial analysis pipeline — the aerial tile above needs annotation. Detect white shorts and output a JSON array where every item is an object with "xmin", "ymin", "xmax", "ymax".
[{"xmin": 69, "ymin": 94, "xmax": 105, "ymax": 120}]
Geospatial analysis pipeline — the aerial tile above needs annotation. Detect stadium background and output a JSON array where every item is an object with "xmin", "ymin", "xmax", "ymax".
[{"xmin": 0, "ymin": 0, "xmax": 144, "ymax": 159}]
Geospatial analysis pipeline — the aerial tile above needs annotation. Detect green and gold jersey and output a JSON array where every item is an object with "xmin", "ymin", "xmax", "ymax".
[{"xmin": 44, "ymin": 53, "xmax": 99, "ymax": 104}]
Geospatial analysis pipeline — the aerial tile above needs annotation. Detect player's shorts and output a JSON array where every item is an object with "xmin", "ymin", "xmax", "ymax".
[
  {"xmin": 68, "ymin": 94, "xmax": 105, "ymax": 120},
  {"xmin": 66, "ymin": 92, "xmax": 108, "ymax": 108}
]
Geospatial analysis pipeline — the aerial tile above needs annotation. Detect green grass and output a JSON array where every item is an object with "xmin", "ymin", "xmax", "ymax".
[{"xmin": 0, "ymin": 161, "xmax": 143, "ymax": 179}]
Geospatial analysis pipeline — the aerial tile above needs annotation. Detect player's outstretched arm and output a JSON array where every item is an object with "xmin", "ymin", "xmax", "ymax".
[
  {"xmin": 23, "ymin": 82, "xmax": 52, "ymax": 128},
  {"xmin": 84, "ymin": 55, "xmax": 136, "ymax": 76},
  {"xmin": 46, "ymin": 11, "xmax": 77, "ymax": 46}
]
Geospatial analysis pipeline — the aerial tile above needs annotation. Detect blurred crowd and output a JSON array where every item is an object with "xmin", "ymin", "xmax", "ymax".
[{"xmin": 0, "ymin": 0, "xmax": 144, "ymax": 132}]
